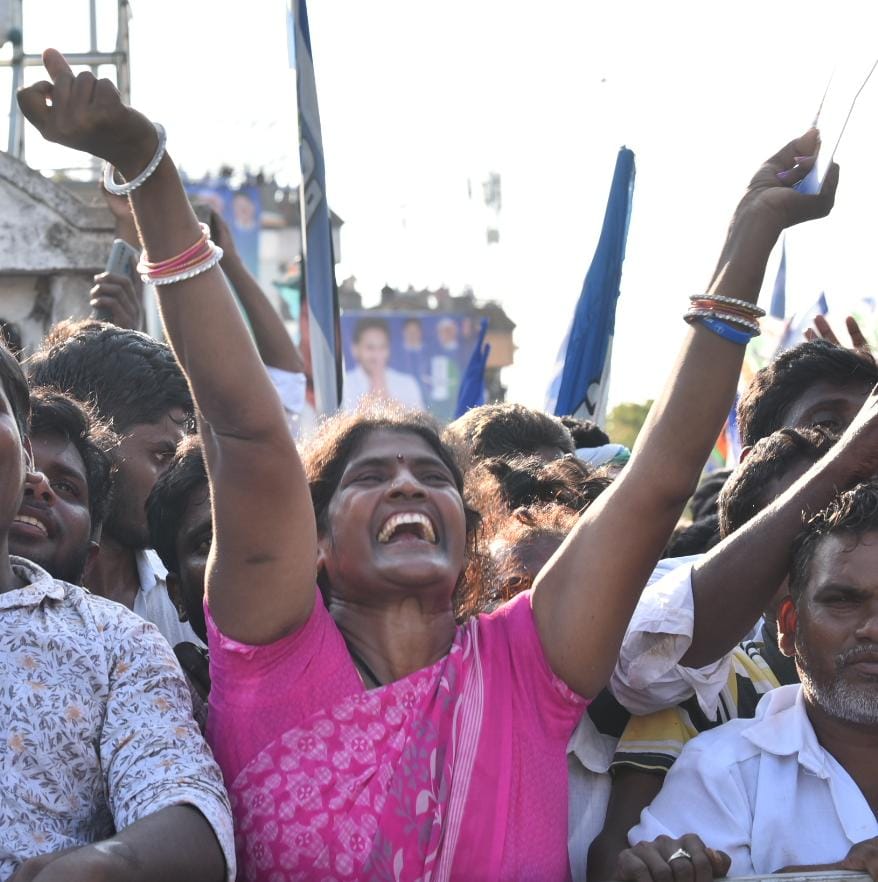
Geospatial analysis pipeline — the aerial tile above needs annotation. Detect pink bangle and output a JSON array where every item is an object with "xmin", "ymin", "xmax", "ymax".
[
  {"xmin": 148, "ymin": 242, "xmax": 215, "ymax": 279},
  {"xmin": 146, "ymin": 245, "xmax": 224, "ymax": 286},
  {"xmin": 138, "ymin": 224, "xmax": 211, "ymax": 275}
]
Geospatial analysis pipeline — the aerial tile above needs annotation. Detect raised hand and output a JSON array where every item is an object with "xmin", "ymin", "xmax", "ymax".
[
  {"xmin": 739, "ymin": 128, "xmax": 838, "ymax": 233},
  {"xmin": 804, "ymin": 313, "xmax": 871, "ymax": 353},
  {"xmin": 207, "ymin": 208, "xmax": 240, "ymax": 264},
  {"xmin": 89, "ymin": 271, "xmax": 144, "ymax": 331},
  {"xmin": 16, "ymin": 48, "xmax": 155, "ymax": 175}
]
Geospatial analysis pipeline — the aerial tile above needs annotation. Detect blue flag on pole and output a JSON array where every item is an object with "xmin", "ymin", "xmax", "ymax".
[
  {"xmin": 548, "ymin": 147, "xmax": 635, "ymax": 422},
  {"xmin": 288, "ymin": 0, "xmax": 341, "ymax": 416},
  {"xmin": 770, "ymin": 237, "xmax": 787, "ymax": 319},
  {"xmin": 454, "ymin": 318, "xmax": 491, "ymax": 419}
]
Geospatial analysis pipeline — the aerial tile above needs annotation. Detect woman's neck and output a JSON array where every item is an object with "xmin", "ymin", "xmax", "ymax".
[{"xmin": 330, "ymin": 595, "xmax": 457, "ymax": 687}]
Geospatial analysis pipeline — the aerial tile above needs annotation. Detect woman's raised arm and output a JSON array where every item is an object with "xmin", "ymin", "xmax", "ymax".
[
  {"xmin": 532, "ymin": 130, "xmax": 838, "ymax": 698},
  {"xmin": 18, "ymin": 49, "xmax": 317, "ymax": 644}
]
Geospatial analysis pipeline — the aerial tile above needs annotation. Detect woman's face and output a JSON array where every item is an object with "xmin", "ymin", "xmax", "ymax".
[{"xmin": 319, "ymin": 429, "xmax": 467, "ymax": 606}]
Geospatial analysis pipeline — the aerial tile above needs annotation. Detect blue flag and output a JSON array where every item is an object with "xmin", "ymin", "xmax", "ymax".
[
  {"xmin": 770, "ymin": 237, "xmax": 787, "ymax": 319},
  {"xmin": 288, "ymin": 0, "xmax": 341, "ymax": 416},
  {"xmin": 454, "ymin": 318, "xmax": 491, "ymax": 419},
  {"xmin": 549, "ymin": 147, "xmax": 635, "ymax": 422}
]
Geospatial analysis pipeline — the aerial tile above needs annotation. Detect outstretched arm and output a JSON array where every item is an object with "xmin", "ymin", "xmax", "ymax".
[
  {"xmin": 18, "ymin": 49, "xmax": 317, "ymax": 644},
  {"xmin": 680, "ymin": 383, "xmax": 878, "ymax": 667},
  {"xmin": 532, "ymin": 130, "xmax": 838, "ymax": 698}
]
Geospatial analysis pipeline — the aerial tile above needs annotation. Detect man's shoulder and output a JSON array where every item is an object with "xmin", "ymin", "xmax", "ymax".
[
  {"xmin": 678, "ymin": 684, "xmax": 803, "ymax": 771},
  {"xmin": 674, "ymin": 711, "xmax": 764, "ymax": 771},
  {"xmin": 41, "ymin": 574, "xmax": 170, "ymax": 646}
]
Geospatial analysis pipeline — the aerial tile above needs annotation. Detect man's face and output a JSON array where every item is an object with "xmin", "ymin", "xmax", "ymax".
[
  {"xmin": 9, "ymin": 433, "xmax": 93, "ymax": 584},
  {"xmin": 105, "ymin": 408, "xmax": 186, "ymax": 549},
  {"xmin": 167, "ymin": 482, "xmax": 211, "ymax": 642},
  {"xmin": 403, "ymin": 322, "xmax": 423, "ymax": 350},
  {"xmin": 782, "ymin": 379, "xmax": 873, "ymax": 435},
  {"xmin": 782, "ymin": 531, "xmax": 878, "ymax": 724},
  {"xmin": 352, "ymin": 329, "xmax": 390, "ymax": 376}
]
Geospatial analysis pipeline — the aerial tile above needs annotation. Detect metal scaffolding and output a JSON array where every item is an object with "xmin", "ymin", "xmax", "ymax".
[{"xmin": 0, "ymin": 0, "xmax": 131, "ymax": 159}]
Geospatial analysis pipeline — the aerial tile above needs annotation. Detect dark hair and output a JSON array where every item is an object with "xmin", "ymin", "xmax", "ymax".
[
  {"xmin": 719, "ymin": 427, "xmax": 837, "ymax": 538},
  {"xmin": 559, "ymin": 416, "xmax": 610, "ymax": 449},
  {"xmin": 690, "ymin": 470, "xmax": 731, "ymax": 522},
  {"xmin": 469, "ymin": 453, "xmax": 611, "ymax": 530},
  {"xmin": 0, "ymin": 319, "xmax": 23, "ymax": 359},
  {"xmin": 662, "ymin": 514, "xmax": 721, "ymax": 559},
  {"xmin": 29, "ymin": 386, "xmax": 117, "ymax": 529},
  {"xmin": 789, "ymin": 480, "xmax": 878, "ymax": 601},
  {"xmin": 352, "ymin": 317, "xmax": 391, "ymax": 344},
  {"xmin": 463, "ymin": 503, "xmax": 580, "ymax": 617},
  {"xmin": 0, "ymin": 340, "xmax": 29, "ymax": 440},
  {"xmin": 737, "ymin": 340, "xmax": 877, "ymax": 447},
  {"xmin": 27, "ymin": 320, "xmax": 192, "ymax": 432},
  {"xmin": 147, "ymin": 434, "xmax": 207, "ymax": 575},
  {"xmin": 443, "ymin": 403, "xmax": 575, "ymax": 465}
]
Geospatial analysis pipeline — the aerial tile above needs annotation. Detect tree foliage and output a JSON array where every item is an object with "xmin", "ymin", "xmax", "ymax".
[{"xmin": 606, "ymin": 400, "xmax": 653, "ymax": 450}]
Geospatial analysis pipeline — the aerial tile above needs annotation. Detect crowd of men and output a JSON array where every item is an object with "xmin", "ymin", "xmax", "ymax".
[{"xmin": 2, "ymin": 47, "xmax": 878, "ymax": 882}]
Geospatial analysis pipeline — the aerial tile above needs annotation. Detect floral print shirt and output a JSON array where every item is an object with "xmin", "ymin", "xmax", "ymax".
[{"xmin": 0, "ymin": 558, "xmax": 235, "ymax": 880}]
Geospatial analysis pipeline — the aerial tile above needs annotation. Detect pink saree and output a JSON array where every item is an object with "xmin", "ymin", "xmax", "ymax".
[{"xmin": 206, "ymin": 589, "xmax": 587, "ymax": 882}]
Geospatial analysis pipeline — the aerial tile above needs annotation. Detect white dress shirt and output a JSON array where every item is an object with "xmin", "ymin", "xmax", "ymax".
[
  {"xmin": 630, "ymin": 684, "xmax": 878, "ymax": 876},
  {"xmin": 0, "ymin": 558, "xmax": 235, "ymax": 879},
  {"xmin": 134, "ymin": 549, "xmax": 203, "ymax": 648},
  {"xmin": 610, "ymin": 555, "xmax": 732, "ymax": 716},
  {"xmin": 567, "ymin": 714, "xmax": 616, "ymax": 882},
  {"xmin": 341, "ymin": 365, "xmax": 425, "ymax": 411}
]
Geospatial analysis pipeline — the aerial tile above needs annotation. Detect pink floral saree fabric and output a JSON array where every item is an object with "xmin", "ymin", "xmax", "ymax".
[{"xmin": 206, "ymin": 589, "xmax": 587, "ymax": 881}]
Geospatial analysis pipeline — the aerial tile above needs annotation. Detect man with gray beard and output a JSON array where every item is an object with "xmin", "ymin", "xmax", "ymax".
[{"xmin": 616, "ymin": 480, "xmax": 878, "ymax": 882}]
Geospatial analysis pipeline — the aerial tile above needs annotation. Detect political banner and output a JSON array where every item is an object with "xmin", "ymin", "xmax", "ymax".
[
  {"xmin": 340, "ymin": 312, "xmax": 480, "ymax": 423},
  {"xmin": 185, "ymin": 181, "xmax": 261, "ymax": 277}
]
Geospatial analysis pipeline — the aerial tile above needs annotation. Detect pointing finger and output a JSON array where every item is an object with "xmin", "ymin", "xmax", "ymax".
[{"xmin": 42, "ymin": 48, "xmax": 74, "ymax": 83}]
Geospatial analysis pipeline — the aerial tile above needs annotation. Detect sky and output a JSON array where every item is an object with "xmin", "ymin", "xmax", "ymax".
[{"xmin": 4, "ymin": 0, "xmax": 878, "ymax": 409}]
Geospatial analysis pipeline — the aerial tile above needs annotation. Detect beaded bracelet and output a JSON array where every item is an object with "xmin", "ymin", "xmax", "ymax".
[
  {"xmin": 689, "ymin": 293, "xmax": 766, "ymax": 318},
  {"xmin": 696, "ymin": 316, "xmax": 757, "ymax": 345},
  {"xmin": 103, "ymin": 122, "xmax": 167, "ymax": 196}
]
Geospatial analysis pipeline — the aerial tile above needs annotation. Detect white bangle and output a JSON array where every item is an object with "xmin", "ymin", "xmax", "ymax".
[
  {"xmin": 146, "ymin": 246, "xmax": 224, "ymax": 286},
  {"xmin": 102, "ymin": 122, "xmax": 167, "ymax": 196}
]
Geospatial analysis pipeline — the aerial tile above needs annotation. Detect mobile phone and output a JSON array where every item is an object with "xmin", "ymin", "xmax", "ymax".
[{"xmin": 93, "ymin": 239, "xmax": 141, "ymax": 322}]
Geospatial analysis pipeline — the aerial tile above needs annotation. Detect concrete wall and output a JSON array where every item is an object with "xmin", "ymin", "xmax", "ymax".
[{"xmin": 0, "ymin": 152, "xmax": 113, "ymax": 354}]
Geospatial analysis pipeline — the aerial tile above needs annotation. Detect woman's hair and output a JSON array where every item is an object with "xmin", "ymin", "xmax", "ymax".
[
  {"xmin": 466, "ymin": 453, "xmax": 611, "ymax": 535},
  {"xmin": 301, "ymin": 403, "xmax": 480, "ymax": 602}
]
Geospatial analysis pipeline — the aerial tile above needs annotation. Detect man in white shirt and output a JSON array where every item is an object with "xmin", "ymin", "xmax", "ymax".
[
  {"xmin": 342, "ymin": 316, "xmax": 424, "ymax": 411},
  {"xmin": 619, "ymin": 479, "xmax": 878, "ymax": 882}
]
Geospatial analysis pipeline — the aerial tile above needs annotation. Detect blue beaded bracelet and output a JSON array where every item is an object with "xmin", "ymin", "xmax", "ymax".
[{"xmin": 698, "ymin": 316, "xmax": 756, "ymax": 346}]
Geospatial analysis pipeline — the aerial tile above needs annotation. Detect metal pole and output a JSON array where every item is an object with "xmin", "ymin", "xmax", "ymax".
[
  {"xmin": 6, "ymin": 0, "xmax": 23, "ymax": 157},
  {"xmin": 115, "ymin": 0, "xmax": 131, "ymax": 104}
]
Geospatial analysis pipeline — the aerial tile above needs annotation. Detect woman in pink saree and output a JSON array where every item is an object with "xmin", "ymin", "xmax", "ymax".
[{"xmin": 19, "ymin": 51, "xmax": 839, "ymax": 880}]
